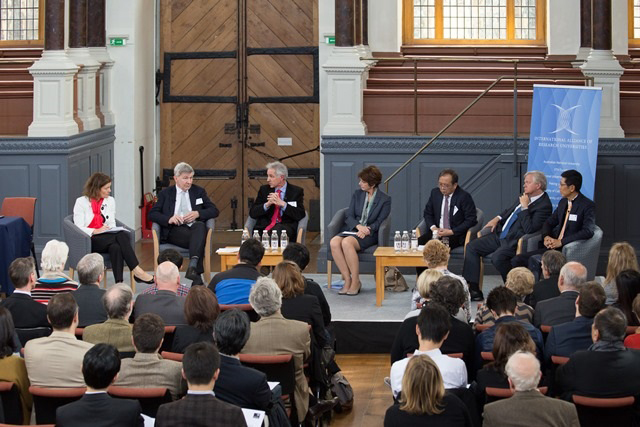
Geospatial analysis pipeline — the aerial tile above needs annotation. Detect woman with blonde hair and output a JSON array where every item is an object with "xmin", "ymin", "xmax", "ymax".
[
  {"xmin": 32, "ymin": 239, "xmax": 77, "ymax": 305},
  {"xmin": 406, "ymin": 269, "xmax": 443, "ymax": 319},
  {"xmin": 602, "ymin": 242, "xmax": 639, "ymax": 305},
  {"xmin": 384, "ymin": 355, "xmax": 472, "ymax": 427},
  {"xmin": 474, "ymin": 267, "xmax": 535, "ymax": 326}
]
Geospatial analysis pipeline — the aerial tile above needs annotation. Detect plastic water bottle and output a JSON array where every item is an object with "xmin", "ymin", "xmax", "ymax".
[
  {"xmin": 442, "ymin": 236, "xmax": 450, "ymax": 247},
  {"xmin": 280, "ymin": 230, "xmax": 289, "ymax": 250},
  {"xmin": 261, "ymin": 230, "xmax": 270, "ymax": 250},
  {"xmin": 410, "ymin": 230, "xmax": 418, "ymax": 251},
  {"xmin": 271, "ymin": 231, "xmax": 279, "ymax": 251},
  {"xmin": 241, "ymin": 229, "xmax": 250, "ymax": 245},
  {"xmin": 253, "ymin": 230, "xmax": 260, "ymax": 240},
  {"xmin": 394, "ymin": 231, "xmax": 402, "ymax": 252},
  {"xmin": 401, "ymin": 231, "xmax": 410, "ymax": 252},
  {"xmin": 432, "ymin": 229, "xmax": 439, "ymax": 240}
]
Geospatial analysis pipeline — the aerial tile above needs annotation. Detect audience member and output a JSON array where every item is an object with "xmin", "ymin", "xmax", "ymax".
[
  {"xmin": 407, "ymin": 269, "xmax": 443, "ymax": 318},
  {"xmin": 32, "ymin": 240, "xmax": 77, "ymax": 305},
  {"xmin": 534, "ymin": 261, "xmax": 587, "ymax": 328},
  {"xmin": 624, "ymin": 294, "xmax": 640, "ymax": 349},
  {"xmin": 25, "ymin": 293, "xmax": 93, "ymax": 387},
  {"xmin": 529, "ymin": 250, "xmax": 566, "ymax": 308},
  {"xmin": 283, "ymin": 242, "xmax": 332, "ymax": 326},
  {"xmin": 0, "ymin": 307, "xmax": 32, "ymax": 424},
  {"xmin": 73, "ymin": 253, "xmax": 107, "ymax": 327},
  {"xmin": 141, "ymin": 249, "xmax": 190, "ymax": 296},
  {"xmin": 171, "ymin": 286, "xmax": 219, "ymax": 353},
  {"xmin": 613, "ymin": 269, "xmax": 640, "ymax": 326},
  {"xmin": 600, "ymin": 242, "xmax": 638, "ymax": 305},
  {"xmin": 56, "ymin": 343, "xmax": 143, "ymax": 427},
  {"xmin": 482, "ymin": 351, "xmax": 579, "ymax": 427},
  {"xmin": 115, "ymin": 313, "xmax": 184, "ymax": 400},
  {"xmin": 83, "ymin": 283, "xmax": 135, "ymax": 353},
  {"xmin": 155, "ymin": 342, "xmax": 247, "ymax": 427},
  {"xmin": 213, "ymin": 309, "xmax": 271, "ymax": 411},
  {"xmin": 208, "ymin": 238, "xmax": 263, "ymax": 304},
  {"xmin": 545, "ymin": 282, "xmax": 606, "ymax": 362},
  {"xmin": 390, "ymin": 303, "xmax": 467, "ymax": 398},
  {"xmin": 475, "ymin": 267, "xmax": 535, "ymax": 326},
  {"xmin": 1, "ymin": 257, "xmax": 48, "ymax": 329},
  {"xmin": 384, "ymin": 355, "xmax": 472, "ymax": 427},
  {"xmin": 133, "ymin": 261, "xmax": 186, "ymax": 325}
]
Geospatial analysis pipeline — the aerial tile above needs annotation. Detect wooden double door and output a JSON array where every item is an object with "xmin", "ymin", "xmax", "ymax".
[{"xmin": 159, "ymin": 0, "xmax": 319, "ymax": 229}]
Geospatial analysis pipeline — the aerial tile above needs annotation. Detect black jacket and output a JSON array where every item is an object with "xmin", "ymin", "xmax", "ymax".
[
  {"xmin": 249, "ymin": 183, "xmax": 305, "ymax": 233},
  {"xmin": 542, "ymin": 192, "xmax": 596, "ymax": 246},
  {"xmin": 534, "ymin": 290, "xmax": 579, "ymax": 328},
  {"xmin": 423, "ymin": 186, "xmax": 477, "ymax": 248},
  {"xmin": 496, "ymin": 192, "xmax": 553, "ymax": 246},
  {"xmin": 56, "ymin": 393, "xmax": 143, "ymax": 427},
  {"xmin": 73, "ymin": 284, "xmax": 107, "ymax": 327},
  {"xmin": 1, "ymin": 292, "xmax": 48, "ymax": 328},
  {"xmin": 530, "ymin": 274, "xmax": 561, "ymax": 309},
  {"xmin": 214, "ymin": 354, "xmax": 272, "ymax": 411}
]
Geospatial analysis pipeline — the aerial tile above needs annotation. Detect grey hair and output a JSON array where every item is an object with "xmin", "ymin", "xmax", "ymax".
[
  {"xmin": 505, "ymin": 351, "xmax": 541, "ymax": 392},
  {"xmin": 525, "ymin": 171, "xmax": 547, "ymax": 192},
  {"xmin": 560, "ymin": 261, "xmax": 587, "ymax": 290},
  {"xmin": 41, "ymin": 239, "xmax": 69, "ymax": 272},
  {"xmin": 77, "ymin": 253, "xmax": 104, "ymax": 285},
  {"xmin": 103, "ymin": 283, "xmax": 133, "ymax": 319},
  {"xmin": 266, "ymin": 161, "xmax": 288, "ymax": 179},
  {"xmin": 250, "ymin": 277, "xmax": 282, "ymax": 317},
  {"xmin": 174, "ymin": 162, "xmax": 194, "ymax": 177}
]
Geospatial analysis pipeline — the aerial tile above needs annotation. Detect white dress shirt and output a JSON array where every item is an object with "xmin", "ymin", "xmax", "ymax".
[{"xmin": 174, "ymin": 188, "xmax": 192, "ymax": 217}]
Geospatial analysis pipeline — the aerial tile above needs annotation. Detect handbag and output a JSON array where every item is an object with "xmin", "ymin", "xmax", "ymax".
[
  {"xmin": 384, "ymin": 266, "xmax": 408, "ymax": 292},
  {"xmin": 329, "ymin": 372, "xmax": 354, "ymax": 412}
]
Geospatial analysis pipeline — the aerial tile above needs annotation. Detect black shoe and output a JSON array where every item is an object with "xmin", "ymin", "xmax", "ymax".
[
  {"xmin": 470, "ymin": 289, "xmax": 484, "ymax": 301},
  {"xmin": 308, "ymin": 397, "xmax": 339, "ymax": 418},
  {"xmin": 185, "ymin": 265, "xmax": 199, "ymax": 281},
  {"xmin": 191, "ymin": 275, "xmax": 204, "ymax": 286},
  {"xmin": 134, "ymin": 275, "xmax": 155, "ymax": 285}
]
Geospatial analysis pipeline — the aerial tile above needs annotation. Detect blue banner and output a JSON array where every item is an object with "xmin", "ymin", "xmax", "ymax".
[{"xmin": 527, "ymin": 84, "xmax": 602, "ymax": 207}]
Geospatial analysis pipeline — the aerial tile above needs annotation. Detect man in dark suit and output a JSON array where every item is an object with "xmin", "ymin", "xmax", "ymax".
[
  {"xmin": 73, "ymin": 253, "xmax": 107, "ymax": 327},
  {"xmin": 149, "ymin": 162, "xmax": 219, "ymax": 285},
  {"xmin": 528, "ymin": 250, "xmax": 566, "ymax": 308},
  {"xmin": 462, "ymin": 171, "xmax": 553, "ymax": 300},
  {"xmin": 56, "ymin": 343, "xmax": 143, "ymax": 427},
  {"xmin": 156, "ymin": 341, "xmax": 247, "ymax": 427},
  {"xmin": 133, "ymin": 262, "xmax": 186, "ymax": 325},
  {"xmin": 545, "ymin": 282, "xmax": 606, "ymax": 363},
  {"xmin": 534, "ymin": 261, "xmax": 587, "ymax": 328},
  {"xmin": 1, "ymin": 257, "xmax": 48, "ymax": 328},
  {"xmin": 249, "ymin": 161, "xmax": 305, "ymax": 242},
  {"xmin": 556, "ymin": 307, "xmax": 640, "ymax": 400}
]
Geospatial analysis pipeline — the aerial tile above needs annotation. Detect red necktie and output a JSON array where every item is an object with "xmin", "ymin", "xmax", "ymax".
[{"xmin": 265, "ymin": 189, "xmax": 282, "ymax": 231}]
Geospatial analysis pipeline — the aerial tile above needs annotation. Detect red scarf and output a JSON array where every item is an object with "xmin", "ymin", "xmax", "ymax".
[{"xmin": 88, "ymin": 198, "xmax": 104, "ymax": 229}]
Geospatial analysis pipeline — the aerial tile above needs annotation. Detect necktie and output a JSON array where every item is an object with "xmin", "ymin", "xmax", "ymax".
[
  {"xmin": 558, "ymin": 200, "xmax": 573, "ymax": 241},
  {"xmin": 500, "ymin": 205, "xmax": 521, "ymax": 239},
  {"xmin": 180, "ymin": 191, "xmax": 192, "ymax": 227},
  {"xmin": 442, "ymin": 196, "xmax": 450, "ymax": 229},
  {"xmin": 265, "ymin": 189, "xmax": 282, "ymax": 231}
]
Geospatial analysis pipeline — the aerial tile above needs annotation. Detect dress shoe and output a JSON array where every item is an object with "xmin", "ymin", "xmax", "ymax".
[
  {"xmin": 470, "ymin": 289, "xmax": 484, "ymax": 301},
  {"xmin": 134, "ymin": 275, "xmax": 155, "ymax": 285},
  {"xmin": 185, "ymin": 265, "xmax": 199, "ymax": 281},
  {"xmin": 190, "ymin": 274, "xmax": 204, "ymax": 286},
  {"xmin": 308, "ymin": 397, "xmax": 339, "ymax": 418}
]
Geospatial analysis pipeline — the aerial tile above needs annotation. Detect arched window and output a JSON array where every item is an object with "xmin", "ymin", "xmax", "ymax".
[
  {"xmin": 0, "ymin": 0, "xmax": 44, "ymax": 46},
  {"xmin": 403, "ymin": 0, "xmax": 545, "ymax": 45}
]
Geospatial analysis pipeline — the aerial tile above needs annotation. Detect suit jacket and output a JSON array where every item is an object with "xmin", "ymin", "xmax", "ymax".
[
  {"xmin": 214, "ymin": 354, "xmax": 271, "ymax": 411},
  {"xmin": 542, "ymin": 193, "xmax": 596, "ymax": 246},
  {"xmin": 82, "ymin": 318, "xmax": 135, "ymax": 352},
  {"xmin": 281, "ymin": 294, "xmax": 327, "ymax": 347},
  {"xmin": 148, "ymin": 184, "xmax": 219, "ymax": 241},
  {"xmin": 56, "ymin": 393, "xmax": 143, "ymax": 427},
  {"xmin": 73, "ymin": 284, "xmax": 107, "ymax": 327},
  {"xmin": 343, "ymin": 188, "xmax": 391, "ymax": 234},
  {"xmin": 423, "ymin": 186, "xmax": 477, "ymax": 247},
  {"xmin": 495, "ymin": 192, "xmax": 553, "ymax": 247},
  {"xmin": 530, "ymin": 275, "xmax": 561, "ymax": 309},
  {"xmin": 1, "ymin": 292, "xmax": 49, "ymax": 328},
  {"xmin": 241, "ymin": 312, "xmax": 310, "ymax": 421},
  {"xmin": 171, "ymin": 325, "xmax": 214, "ymax": 354},
  {"xmin": 249, "ymin": 182, "xmax": 305, "ymax": 232},
  {"xmin": 544, "ymin": 315, "xmax": 594, "ymax": 363},
  {"xmin": 24, "ymin": 331, "xmax": 93, "ymax": 387},
  {"xmin": 115, "ymin": 352, "xmax": 185, "ymax": 400},
  {"xmin": 155, "ymin": 393, "xmax": 247, "ymax": 427},
  {"xmin": 483, "ymin": 389, "xmax": 579, "ymax": 427},
  {"xmin": 132, "ymin": 290, "xmax": 187, "ymax": 325},
  {"xmin": 73, "ymin": 196, "xmax": 117, "ymax": 236},
  {"xmin": 534, "ymin": 291, "xmax": 579, "ymax": 328},
  {"xmin": 304, "ymin": 277, "xmax": 331, "ymax": 326}
]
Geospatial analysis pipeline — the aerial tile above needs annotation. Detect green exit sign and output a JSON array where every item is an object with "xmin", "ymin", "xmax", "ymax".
[
  {"xmin": 325, "ymin": 36, "xmax": 335, "ymax": 45},
  {"xmin": 109, "ymin": 37, "xmax": 126, "ymax": 46}
]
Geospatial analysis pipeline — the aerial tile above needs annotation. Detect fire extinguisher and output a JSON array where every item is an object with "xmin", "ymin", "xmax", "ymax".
[{"xmin": 141, "ymin": 192, "xmax": 155, "ymax": 239}]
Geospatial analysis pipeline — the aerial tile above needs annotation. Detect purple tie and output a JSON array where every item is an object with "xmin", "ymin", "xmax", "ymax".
[{"xmin": 443, "ymin": 196, "xmax": 450, "ymax": 229}]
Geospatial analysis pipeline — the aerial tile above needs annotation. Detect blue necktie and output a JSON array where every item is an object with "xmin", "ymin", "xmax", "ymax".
[{"xmin": 500, "ymin": 206, "xmax": 521, "ymax": 239}]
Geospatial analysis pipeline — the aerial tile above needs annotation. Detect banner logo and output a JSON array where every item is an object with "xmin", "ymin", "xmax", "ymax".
[{"xmin": 550, "ymin": 104, "xmax": 581, "ymax": 135}]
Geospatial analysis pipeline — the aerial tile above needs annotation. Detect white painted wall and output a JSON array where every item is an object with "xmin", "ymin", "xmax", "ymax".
[
  {"xmin": 613, "ymin": 0, "xmax": 629, "ymax": 55},
  {"xmin": 368, "ymin": 0, "xmax": 402, "ymax": 53},
  {"xmin": 547, "ymin": 0, "xmax": 580, "ymax": 56}
]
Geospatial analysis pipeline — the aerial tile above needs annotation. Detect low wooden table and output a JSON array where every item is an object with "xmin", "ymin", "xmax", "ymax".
[
  {"xmin": 218, "ymin": 247, "xmax": 285, "ymax": 272},
  {"xmin": 373, "ymin": 247, "xmax": 426, "ymax": 307}
]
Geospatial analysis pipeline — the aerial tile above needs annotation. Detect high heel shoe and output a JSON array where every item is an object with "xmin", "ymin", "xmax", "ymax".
[
  {"xmin": 134, "ymin": 275, "xmax": 155, "ymax": 284},
  {"xmin": 346, "ymin": 281, "xmax": 361, "ymax": 296},
  {"xmin": 338, "ymin": 281, "xmax": 350, "ymax": 295}
]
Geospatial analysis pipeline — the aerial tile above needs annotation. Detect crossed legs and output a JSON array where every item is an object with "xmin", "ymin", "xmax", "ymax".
[{"xmin": 330, "ymin": 235, "xmax": 362, "ymax": 295}]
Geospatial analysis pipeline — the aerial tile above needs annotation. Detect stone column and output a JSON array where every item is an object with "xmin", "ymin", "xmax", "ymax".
[
  {"xmin": 88, "ymin": 0, "xmax": 115, "ymax": 125},
  {"xmin": 575, "ymin": 0, "xmax": 592, "ymax": 60},
  {"xmin": 580, "ymin": 0, "xmax": 624, "ymax": 138},
  {"xmin": 67, "ymin": 0, "xmax": 101, "ymax": 131},
  {"xmin": 28, "ymin": 0, "xmax": 79, "ymax": 137}
]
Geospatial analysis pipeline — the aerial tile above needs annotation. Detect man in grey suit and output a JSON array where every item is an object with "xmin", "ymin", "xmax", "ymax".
[
  {"xmin": 133, "ymin": 261, "xmax": 186, "ymax": 325},
  {"xmin": 483, "ymin": 351, "xmax": 579, "ymax": 427},
  {"xmin": 73, "ymin": 253, "xmax": 108, "ymax": 327},
  {"xmin": 534, "ymin": 262, "xmax": 587, "ymax": 328}
]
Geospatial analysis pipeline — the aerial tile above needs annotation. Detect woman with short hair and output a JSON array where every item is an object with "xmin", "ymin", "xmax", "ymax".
[
  {"xmin": 32, "ymin": 239, "xmax": 78, "ymax": 305},
  {"xmin": 406, "ymin": 269, "xmax": 443, "ymax": 319},
  {"xmin": 475, "ymin": 267, "xmax": 535, "ymax": 326},
  {"xmin": 171, "ymin": 286, "xmax": 220, "ymax": 353}
]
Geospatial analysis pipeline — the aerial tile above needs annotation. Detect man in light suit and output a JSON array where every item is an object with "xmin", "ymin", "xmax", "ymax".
[
  {"xmin": 1, "ymin": 257, "xmax": 49, "ymax": 329},
  {"xmin": 534, "ymin": 262, "xmax": 587, "ymax": 328},
  {"xmin": 83, "ymin": 283, "xmax": 135, "ymax": 353},
  {"xmin": 133, "ymin": 261, "xmax": 186, "ymax": 325},
  {"xmin": 249, "ymin": 161, "xmax": 305, "ymax": 242},
  {"xmin": 155, "ymin": 342, "xmax": 247, "ymax": 427},
  {"xmin": 483, "ymin": 351, "xmax": 579, "ymax": 427},
  {"xmin": 148, "ymin": 162, "xmax": 219, "ymax": 285},
  {"xmin": 56, "ymin": 343, "xmax": 143, "ymax": 427},
  {"xmin": 73, "ymin": 253, "xmax": 107, "ymax": 327},
  {"xmin": 25, "ymin": 293, "xmax": 94, "ymax": 387}
]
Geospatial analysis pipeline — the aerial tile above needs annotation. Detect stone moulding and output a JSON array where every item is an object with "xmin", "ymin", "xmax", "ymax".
[{"xmin": 0, "ymin": 126, "xmax": 115, "ymax": 154}]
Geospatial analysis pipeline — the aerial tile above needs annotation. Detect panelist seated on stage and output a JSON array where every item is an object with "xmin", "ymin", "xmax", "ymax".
[
  {"xmin": 208, "ymin": 238, "xmax": 264, "ymax": 305},
  {"xmin": 1, "ymin": 257, "xmax": 49, "ymax": 329},
  {"xmin": 330, "ymin": 165, "xmax": 391, "ymax": 296},
  {"xmin": 73, "ymin": 172, "xmax": 154, "ymax": 285},
  {"xmin": 462, "ymin": 171, "xmax": 552, "ymax": 301},
  {"xmin": 148, "ymin": 162, "xmax": 219, "ymax": 286},
  {"xmin": 249, "ymin": 161, "xmax": 305, "ymax": 242}
]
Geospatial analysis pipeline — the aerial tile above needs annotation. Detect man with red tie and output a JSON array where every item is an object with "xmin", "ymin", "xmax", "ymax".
[{"xmin": 249, "ymin": 161, "xmax": 305, "ymax": 242}]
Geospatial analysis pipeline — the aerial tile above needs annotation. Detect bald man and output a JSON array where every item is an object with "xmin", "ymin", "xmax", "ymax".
[{"xmin": 132, "ymin": 261, "xmax": 187, "ymax": 325}]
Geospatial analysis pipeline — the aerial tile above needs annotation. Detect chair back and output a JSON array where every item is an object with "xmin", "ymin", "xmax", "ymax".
[
  {"xmin": 107, "ymin": 386, "xmax": 171, "ymax": 418},
  {"xmin": 475, "ymin": 323, "xmax": 491, "ymax": 332},
  {"xmin": 75, "ymin": 328, "xmax": 84, "ymax": 340},
  {"xmin": 160, "ymin": 351, "xmax": 183, "ymax": 362},
  {"xmin": 562, "ymin": 225, "xmax": 603, "ymax": 281},
  {"xmin": 540, "ymin": 325, "xmax": 552, "ymax": 333},
  {"xmin": 160, "ymin": 326, "xmax": 176, "ymax": 352},
  {"xmin": 485, "ymin": 386, "xmax": 548, "ymax": 402},
  {"xmin": 29, "ymin": 386, "xmax": 86, "ymax": 424},
  {"xmin": 1, "ymin": 197, "xmax": 36, "ymax": 227},
  {"xmin": 15, "ymin": 327, "xmax": 51, "ymax": 347},
  {"xmin": 0, "ymin": 382, "xmax": 22, "ymax": 425},
  {"xmin": 219, "ymin": 304, "xmax": 260, "ymax": 322},
  {"xmin": 480, "ymin": 351, "xmax": 495, "ymax": 361},
  {"xmin": 572, "ymin": 394, "xmax": 635, "ymax": 427},
  {"xmin": 626, "ymin": 326, "xmax": 638, "ymax": 336},
  {"xmin": 551, "ymin": 355, "xmax": 569, "ymax": 365}
]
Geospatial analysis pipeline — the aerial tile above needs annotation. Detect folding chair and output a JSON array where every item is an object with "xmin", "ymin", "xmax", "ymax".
[{"xmin": 29, "ymin": 386, "xmax": 86, "ymax": 424}]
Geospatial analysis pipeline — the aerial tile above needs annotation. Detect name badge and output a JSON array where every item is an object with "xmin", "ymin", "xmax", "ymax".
[
  {"xmin": 195, "ymin": 198, "xmax": 203, "ymax": 205},
  {"xmin": 569, "ymin": 214, "xmax": 578, "ymax": 221},
  {"xmin": 288, "ymin": 201, "xmax": 297, "ymax": 207}
]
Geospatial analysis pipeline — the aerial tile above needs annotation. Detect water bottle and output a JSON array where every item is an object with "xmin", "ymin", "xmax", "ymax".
[
  {"xmin": 442, "ymin": 236, "xmax": 450, "ymax": 247},
  {"xmin": 261, "ymin": 230, "xmax": 270, "ymax": 250},
  {"xmin": 241, "ymin": 229, "xmax": 250, "ymax": 245},
  {"xmin": 432, "ymin": 229, "xmax": 439, "ymax": 240},
  {"xmin": 410, "ymin": 230, "xmax": 418, "ymax": 251},
  {"xmin": 271, "ymin": 231, "xmax": 279, "ymax": 251},
  {"xmin": 394, "ymin": 231, "xmax": 402, "ymax": 252},
  {"xmin": 280, "ymin": 230, "xmax": 289, "ymax": 249},
  {"xmin": 401, "ymin": 231, "xmax": 410, "ymax": 252},
  {"xmin": 253, "ymin": 230, "xmax": 260, "ymax": 240}
]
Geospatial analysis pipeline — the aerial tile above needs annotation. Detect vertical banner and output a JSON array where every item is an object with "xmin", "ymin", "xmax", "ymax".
[{"xmin": 527, "ymin": 84, "xmax": 602, "ymax": 207}]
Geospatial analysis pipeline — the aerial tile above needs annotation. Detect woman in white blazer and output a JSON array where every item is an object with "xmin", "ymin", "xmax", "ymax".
[{"xmin": 73, "ymin": 173, "xmax": 153, "ymax": 284}]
